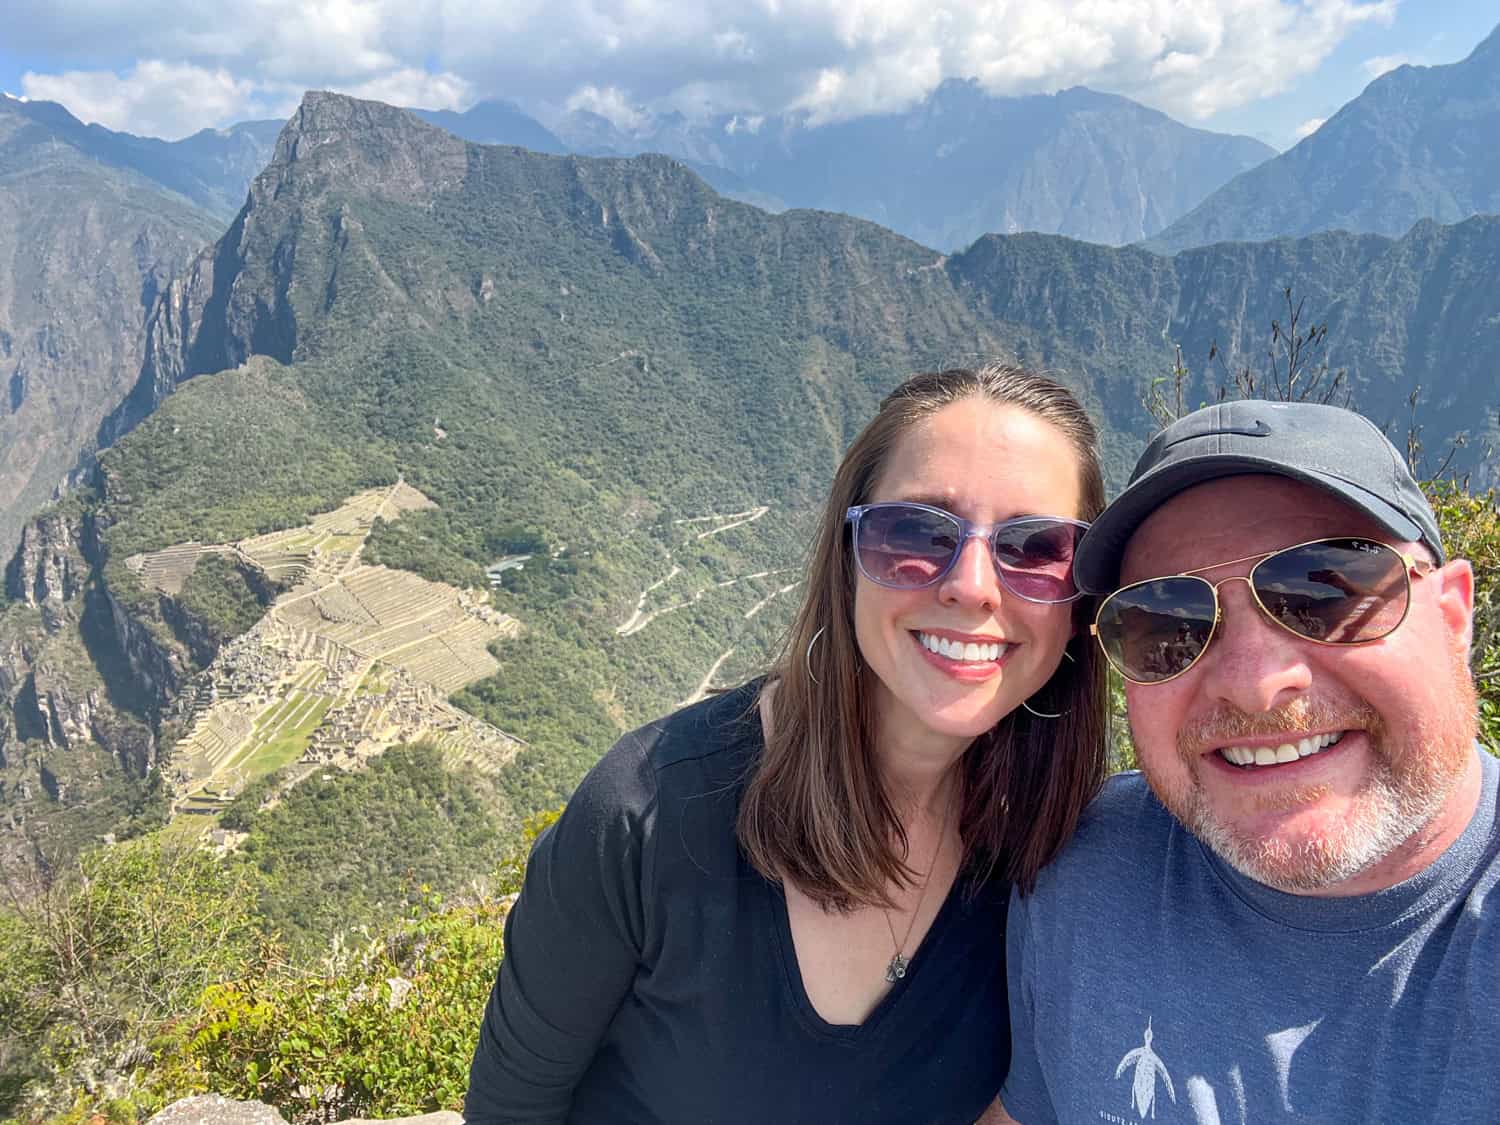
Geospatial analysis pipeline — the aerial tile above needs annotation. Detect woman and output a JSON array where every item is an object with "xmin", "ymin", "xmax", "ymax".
[{"xmin": 465, "ymin": 364, "xmax": 1110, "ymax": 1123}]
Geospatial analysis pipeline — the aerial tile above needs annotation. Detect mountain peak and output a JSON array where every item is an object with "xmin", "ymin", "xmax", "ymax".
[
  {"xmin": 268, "ymin": 91, "xmax": 468, "ymax": 203},
  {"xmin": 1146, "ymin": 20, "xmax": 1500, "ymax": 252},
  {"xmin": 1468, "ymin": 20, "xmax": 1500, "ymax": 62}
]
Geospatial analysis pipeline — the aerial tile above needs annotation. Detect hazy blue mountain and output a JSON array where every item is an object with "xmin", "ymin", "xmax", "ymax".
[
  {"xmin": 1148, "ymin": 22, "xmax": 1500, "ymax": 252},
  {"xmin": 411, "ymin": 100, "xmax": 567, "ymax": 153},
  {"xmin": 0, "ymin": 95, "xmax": 280, "ymax": 220},
  {"xmin": 541, "ymin": 82, "xmax": 1274, "ymax": 249}
]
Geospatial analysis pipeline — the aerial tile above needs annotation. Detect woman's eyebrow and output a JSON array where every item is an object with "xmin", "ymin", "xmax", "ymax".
[{"xmin": 890, "ymin": 493, "xmax": 957, "ymax": 510}]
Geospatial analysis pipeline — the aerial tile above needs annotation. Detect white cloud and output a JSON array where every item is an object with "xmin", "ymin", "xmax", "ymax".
[
  {"xmin": 9, "ymin": 0, "xmax": 1401, "ymax": 136},
  {"xmin": 724, "ymin": 114, "xmax": 765, "ymax": 136},
  {"xmin": 337, "ymin": 67, "xmax": 473, "ymax": 111},
  {"xmin": 21, "ymin": 61, "xmax": 268, "ymax": 138},
  {"xmin": 1362, "ymin": 53, "xmax": 1413, "ymax": 79},
  {"xmin": 1293, "ymin": 116, "xmax": 1326, "ymax": 140},
  {"xmin": 564, "ymin": 84, "xmax": 649, "ymax": 133}
]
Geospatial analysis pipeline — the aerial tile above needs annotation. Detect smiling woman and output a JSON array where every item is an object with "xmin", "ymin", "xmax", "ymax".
[{"xmin": 463, "ymin": 364, "xmax": 1111, "ymax": 1124}]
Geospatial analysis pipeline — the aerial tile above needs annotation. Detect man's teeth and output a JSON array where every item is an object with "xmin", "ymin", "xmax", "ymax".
[
  {"xmin": 1218, "ymin": 732, "xmax": 1344, "ymax": 768},
  {"xmin": 917, "ymin": 632, "xmax": 1008, "ymax": 663}
]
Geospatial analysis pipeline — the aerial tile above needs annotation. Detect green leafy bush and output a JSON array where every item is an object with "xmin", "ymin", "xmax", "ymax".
[
  {"xmin": 1426, "ymin": 482, "xmax": 1500, "ymax": 750},
  {"xmin": 0, "ymin": 838, "xmax": 260, "ymax": 1120},
  {"xmin": 145, "ymin": 898, "xmax": 507, "ymax": 1123},
  {"xmin": 141, "ymin": 807, "xmax": 561, "ymax": 1124}
]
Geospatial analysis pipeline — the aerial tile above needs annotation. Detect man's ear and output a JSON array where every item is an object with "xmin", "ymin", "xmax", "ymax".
[{"xmin": 1433, "ymin": 558, "xmax": 1475, "ymax": 657}]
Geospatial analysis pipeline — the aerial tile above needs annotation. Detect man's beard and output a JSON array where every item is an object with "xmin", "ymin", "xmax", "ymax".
[{"xmin": 1139, "ymin": 653, "xmax": 1479, "ymax": 894}]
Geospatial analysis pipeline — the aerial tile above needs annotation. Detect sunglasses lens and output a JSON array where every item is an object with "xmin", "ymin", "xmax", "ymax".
[
  {"xmin": 854, "ymin": 504, "xmax": 963, "ymax": 587},
  {"xmin": 992, "ymin": 520, "xmax": 1085, "ymax": 602},
  {"xmin": 1252, "ymin": 538, "xmax": 1410, "ymax": 643},
  {"xmin": 1096, "ymin": 578, "xmax": 1217, "ymax": 683}
]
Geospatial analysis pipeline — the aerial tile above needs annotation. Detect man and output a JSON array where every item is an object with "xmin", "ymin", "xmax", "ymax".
[{"xmin": 997, "ymin": 400, "xmax": 1498, "ymax": 1124}]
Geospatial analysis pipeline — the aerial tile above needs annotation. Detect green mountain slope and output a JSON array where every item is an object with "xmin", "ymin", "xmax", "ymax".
[
  {"xmin": 1147, "ymin": 22, "xmax": 1500, "ymax": 252},
  {"xmin": 0, "ymin": 95, "xmax": 282, "ymax": 222}
]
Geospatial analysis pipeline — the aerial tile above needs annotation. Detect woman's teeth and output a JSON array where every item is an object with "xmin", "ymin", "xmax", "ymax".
[
  {"xmin": 1218, "ymin": 731, "xmax": 1344, "ymax": 768},
  {"xmin": 917, "ymin": 632, "xmax": 1008, "ymax": 663}
]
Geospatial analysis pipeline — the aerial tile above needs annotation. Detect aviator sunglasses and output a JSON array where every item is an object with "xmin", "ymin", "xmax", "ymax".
[
  {"xmin": 845, "ymin": 501, "xmax": 1089, "ymax": 603},
  {"xmin": 1091, "ymin": 536, "xmax": 1437, "ymax": 685}
]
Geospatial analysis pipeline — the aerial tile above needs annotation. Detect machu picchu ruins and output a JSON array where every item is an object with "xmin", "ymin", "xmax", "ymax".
[{"xmin": 138, "ymin": 482, "xmax": 524, "ymax": 829}]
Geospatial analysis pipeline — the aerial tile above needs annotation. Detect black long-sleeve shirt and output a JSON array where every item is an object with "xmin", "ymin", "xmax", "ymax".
[{"xmin": 465, "ymin": 681, "xmax": 1011, "ymax": 1124}]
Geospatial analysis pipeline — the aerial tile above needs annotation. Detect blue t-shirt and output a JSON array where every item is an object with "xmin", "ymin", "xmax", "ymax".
[{"xmin": 1002, "ymin": 748, "xmax": 1500, "ymax": 1124}]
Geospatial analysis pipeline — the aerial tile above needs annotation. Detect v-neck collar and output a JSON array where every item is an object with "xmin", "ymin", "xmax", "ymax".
[{"xmin": 761, "ymin": 865, "xmax": 966, "ymax": 1042}]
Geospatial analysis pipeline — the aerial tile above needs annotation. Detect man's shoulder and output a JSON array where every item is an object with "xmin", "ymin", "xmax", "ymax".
[
  {"xmin": 1028, "ymin": 771, "xmax": 1182, "ymax": 896},
  {"xmin": 1070, "ymin": 770, "xmax": 1181, "ymax": 852}
]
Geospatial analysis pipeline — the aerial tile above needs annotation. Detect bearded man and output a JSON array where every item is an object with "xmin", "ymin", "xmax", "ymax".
[{"xmin": 995, "ymin": 401, "xmax": 1498, "ymax": 1124}]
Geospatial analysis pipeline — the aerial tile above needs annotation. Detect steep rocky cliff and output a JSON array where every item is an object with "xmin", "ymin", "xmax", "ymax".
[
  {"xmin": 101, "ymin": 92, "xmax": 470, "ymax": 446},
  {"xmin": 0, "ymin": 97, "xmax": 221, "ymax": 563},
  {"xmin": 0, "ymin": 501, "xmax": 191, "ymax": 860}
]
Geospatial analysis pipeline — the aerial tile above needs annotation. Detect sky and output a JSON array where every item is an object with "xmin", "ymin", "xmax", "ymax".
[{"xmin": 0, "ymin": 1, "xmax": 1495, "ymax": 149}]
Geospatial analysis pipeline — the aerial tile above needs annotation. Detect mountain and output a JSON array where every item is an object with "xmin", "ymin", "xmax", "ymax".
[
  {"xmin": 411, "ymin": 100, "xmax": 566, "ymax": 154},
  {"xmin": 7, "ymin": 91, "xmax": 1500, "ymax": 871},
  {"xmin": 0, "ymin": 95, "xmax": 281, "ymax": 221},
  {"xmin": 1147, "ymin": 22, "xmax": 1500, "ymax": 252},
  {"xmin": 457, "ymin": 84, "xmax": 1274, "ymax": 249},
  {"xmin": 0, "ymin": 95, "xmax": 222, "ymax": 567}
]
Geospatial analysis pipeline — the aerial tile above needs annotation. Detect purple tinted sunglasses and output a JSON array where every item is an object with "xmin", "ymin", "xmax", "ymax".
[{"xmin": 845, "ymin": 501, "xmax": 1089, "ymax": 603}]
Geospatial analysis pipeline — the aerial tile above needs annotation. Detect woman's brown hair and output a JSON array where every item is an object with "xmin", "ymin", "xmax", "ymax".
[{"xmin": 737, "ymin": 363, "xmax": 1109, "ymax": 909}]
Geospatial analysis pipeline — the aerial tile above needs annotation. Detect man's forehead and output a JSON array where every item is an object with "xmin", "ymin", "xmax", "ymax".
[{"xmin": 1120, "ymin": 474, "xmax": 1389, "ymax": 577}]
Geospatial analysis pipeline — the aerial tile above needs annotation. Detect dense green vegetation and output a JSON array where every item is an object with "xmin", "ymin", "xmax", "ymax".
[
  {"xmin": 235, "ymin": 745, "xmax": 515, "ymax": 955},
  {"xmin": 0, "ymin": 749, "xmax": 545, "ymax": 1121},
  {"xmin": 1428, "ymin": 483, "xmax": 1500, "ymax": 749},
  {"xmin": 175, "ymin": 556, "xmax": 276, "ymax": 642},
  {"xmin": 0, "ymin": 837, "xmax": 260, "ymax": 1120}
]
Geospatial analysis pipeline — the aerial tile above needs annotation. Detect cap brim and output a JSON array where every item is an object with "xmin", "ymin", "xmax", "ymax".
[{"xmin": 1075, "ymin": 455, "xmax": 1427, "ymax": 594}]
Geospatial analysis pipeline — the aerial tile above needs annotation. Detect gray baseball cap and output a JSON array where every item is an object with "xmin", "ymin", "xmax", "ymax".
[{"xmin": 1075, "ymin": 400, "xmax": 1445, "ymax": 595}]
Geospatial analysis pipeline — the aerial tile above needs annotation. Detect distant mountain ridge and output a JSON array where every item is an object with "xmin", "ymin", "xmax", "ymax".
[
  {"xmin": 425, "ymin": 82, "xmax": 1275, "ymax": 249},
  {"xmin": 0, "ymin": 94, "xmax": 281, "ymax": 221},
  {"xmin": 1147, "ymin": 21, "xmax": 1500, "ymax": 251}
]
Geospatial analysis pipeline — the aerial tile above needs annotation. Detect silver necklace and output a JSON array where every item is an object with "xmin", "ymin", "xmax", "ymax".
[{"xmin": 881, "ymin": 792, "xmax": 955, "ymax": 984}]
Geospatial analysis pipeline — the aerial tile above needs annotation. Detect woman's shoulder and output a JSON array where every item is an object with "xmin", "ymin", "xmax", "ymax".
[{"xmin": 580, "ymin": 679, "xmax": 765, "ymax": 812}]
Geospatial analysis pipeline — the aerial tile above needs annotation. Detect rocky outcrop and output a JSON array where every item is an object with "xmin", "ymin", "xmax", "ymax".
[
  {"xmin": 4, "ymin": 510, "xmax": 86, "ymax": 630},
  {"xmin": 145, "ymin": 1095, "xmax": 462, "ymax": 1125},
  {"xmin": 105, "ymin": 589, "xmax": 191, "ymax": 709},
  {"xmin": 0, "ymin": 506, "xmax": 169, "ymax": 773}
]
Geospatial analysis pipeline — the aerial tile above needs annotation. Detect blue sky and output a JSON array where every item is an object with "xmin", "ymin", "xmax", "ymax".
[
  {"xmin": 0, "ymin": 2, "xmax": 1494, "ymax": 147},
  {"xmin": 1206, "ymin": 2, "xmax": 1498, "ymax": 145}
]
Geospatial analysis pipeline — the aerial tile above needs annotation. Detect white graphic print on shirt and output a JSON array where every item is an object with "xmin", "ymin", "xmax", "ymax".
[{"xmin": 1110, "ymin": 1019, "xmax": 1176, "ymax": 1120}]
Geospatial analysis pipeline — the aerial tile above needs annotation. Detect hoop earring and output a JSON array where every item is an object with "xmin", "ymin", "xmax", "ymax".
[
  {"xmin": 1021, "ymin": 698, "xmax": 1064, "ymax": 720},
  {"xmin": 1021, "ymin": 644, "xmax": 1074, "ymax": 719},
  {"xmin": 805, "ymin": 626, "xmax": 826, "ymax": 686}
]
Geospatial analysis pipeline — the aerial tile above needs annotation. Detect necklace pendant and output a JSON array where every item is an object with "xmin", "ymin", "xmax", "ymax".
[{"xmin": 885, "ymin": 952, "xmax": 909, "ymax": 983}]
